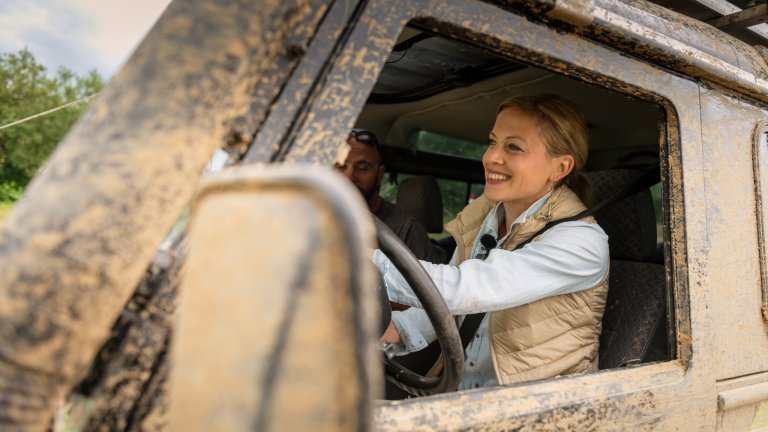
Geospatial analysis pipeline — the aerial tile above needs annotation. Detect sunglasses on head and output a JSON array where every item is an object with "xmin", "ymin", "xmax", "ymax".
[{"xmin": 349, "ymin": 129, "xmax": 379, "ymax": 147}]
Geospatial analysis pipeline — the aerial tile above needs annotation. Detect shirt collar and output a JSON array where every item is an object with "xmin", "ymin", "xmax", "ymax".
[
  {"xmin": 469, "ymin": 189, "xmax": 554, "ymax": 260},
  {"xmin": 489, "ymin": 189, "xmax": 553, "ymax": 241}
]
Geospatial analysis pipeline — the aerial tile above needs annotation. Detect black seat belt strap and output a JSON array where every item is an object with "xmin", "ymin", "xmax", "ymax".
[{"xmin": 458, "ymin": 167, "xmax": 661, "ymax": 351}]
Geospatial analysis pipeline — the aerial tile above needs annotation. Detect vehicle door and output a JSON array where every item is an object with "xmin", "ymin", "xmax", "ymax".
[
  {"xmin": 280, "ymin": 0, "xmax": 710, "ymax": 430},
  {"xmin": 697, "ymin": 61, "xmax": 768, "ymax": 430}
]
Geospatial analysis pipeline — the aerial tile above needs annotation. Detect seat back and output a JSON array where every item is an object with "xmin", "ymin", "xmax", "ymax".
[
  {"xmin": 588, "ymin": 169, "xmax": 669, "ymax": 369},
  {"xmin": 396, "ymin": 175, "xmax": 444, "ymax": 233}
]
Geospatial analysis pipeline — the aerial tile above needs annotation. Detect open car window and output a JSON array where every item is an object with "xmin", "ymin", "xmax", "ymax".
[{"xmin": 344, "ymin": 21, "xmax": 679, "ymax": 400}]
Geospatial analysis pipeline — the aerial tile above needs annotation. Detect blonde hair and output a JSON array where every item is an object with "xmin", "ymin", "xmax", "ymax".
[{"xmin": 496, "ymin": 93, "xmax": 593, "ymax": 206}]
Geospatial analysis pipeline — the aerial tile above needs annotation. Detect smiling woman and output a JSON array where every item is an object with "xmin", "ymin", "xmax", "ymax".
[
  {"xmin": 485, "ymin": 94, "xmax": 590, "ymax": 234},
  {"xmin": 354, "ymin": 21, "xmax": 674, "ymax": 402},
  {"xmin": 378, "ymin": 93, "xmax": 610, "ymax": 391}
]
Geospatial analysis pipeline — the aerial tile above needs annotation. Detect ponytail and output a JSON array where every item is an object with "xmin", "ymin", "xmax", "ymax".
[{"xmin": 564, "ymin": 171, "xmax": 593, "ymax": 208}]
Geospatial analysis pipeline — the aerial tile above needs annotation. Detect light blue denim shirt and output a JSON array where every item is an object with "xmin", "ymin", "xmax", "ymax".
[{"xmin": 374, "ymin": 191, "xmax": 609, "ymax": 390}]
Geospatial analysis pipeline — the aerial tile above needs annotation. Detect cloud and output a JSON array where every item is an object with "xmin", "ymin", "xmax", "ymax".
[
  {"xmin": 77, "ymin": 0, "xmax": 171, "ymax": 76},
  {"xmin": 0, "ymin": 0, "xmax": 170, "ymax": 77}
]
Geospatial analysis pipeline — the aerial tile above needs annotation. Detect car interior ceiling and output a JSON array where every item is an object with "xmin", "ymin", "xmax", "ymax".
[
  {"xmin": 357, "ymin": 28, "xmax": 663, "ymax": 173},
  {"xmin": 356, "ymin": 26, "xmax": 673, "ymax": 398}
]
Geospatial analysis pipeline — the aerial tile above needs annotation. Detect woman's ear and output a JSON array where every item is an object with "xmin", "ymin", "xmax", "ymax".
[{"xmin": 551, "ymin": 155, "xmax": 575, "ymax": 183}]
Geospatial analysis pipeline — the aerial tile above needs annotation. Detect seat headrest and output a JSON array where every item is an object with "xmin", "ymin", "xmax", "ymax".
[
  {"xmin": 587, "ymin": 170, "xmax": 658, "ymax": 261},
  {"xmin": 396, "ymin": 175, "xmax": 444, "ymax": 233}
]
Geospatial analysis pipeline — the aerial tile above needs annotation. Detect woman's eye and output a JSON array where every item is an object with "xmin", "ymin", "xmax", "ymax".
[
  {"xmin": 488, "ymin": 139, "xmax": 496, "ymax": 146},
  {"xmin": 506, "ymin": 143, "xmax": 522, "ymax": 152}
]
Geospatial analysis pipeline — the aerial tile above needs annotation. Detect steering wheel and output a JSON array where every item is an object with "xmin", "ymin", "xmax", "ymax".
[{"xmin": 374, "ymin": 217, "xmax": 464, "ymax": 396}]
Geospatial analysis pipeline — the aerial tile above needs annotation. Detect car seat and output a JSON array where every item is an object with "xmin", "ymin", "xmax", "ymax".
[
  {"xmin": 589, "ymin": 169, "xmax": 670, "ymax": 369},
  {"xmin": 396, "ymin": 175, "xmax": 444, "ymax": 233}
]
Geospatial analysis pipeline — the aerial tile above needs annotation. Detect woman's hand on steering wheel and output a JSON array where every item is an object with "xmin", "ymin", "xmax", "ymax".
[
  {"xmin": 381, "ymin": 321, "xmax": 401, "ymax": 344},
  {"xmin": 374, "ymin": 216, "xmax": 464, "ymax": 396}
]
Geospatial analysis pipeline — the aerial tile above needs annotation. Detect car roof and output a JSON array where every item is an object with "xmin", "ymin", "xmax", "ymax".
[{"xmin": 357, "ymin": 0, "xmax": 768, "ymax": 173}]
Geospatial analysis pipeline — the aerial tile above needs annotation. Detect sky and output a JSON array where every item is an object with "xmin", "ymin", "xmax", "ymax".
[{"xmin": 0, "ymin": 0, "xmax": 172, "ymax": 78}]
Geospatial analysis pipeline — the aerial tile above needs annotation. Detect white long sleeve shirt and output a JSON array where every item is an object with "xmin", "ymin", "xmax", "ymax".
[{"xmin": 375, "ymin": 191, "xmax": 609, "ymax": 390}]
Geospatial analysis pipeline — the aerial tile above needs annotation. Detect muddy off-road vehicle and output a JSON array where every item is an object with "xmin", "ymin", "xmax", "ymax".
[{"xmin": 3, "ymin": 0, "xmax": 768, "ymax": 430}]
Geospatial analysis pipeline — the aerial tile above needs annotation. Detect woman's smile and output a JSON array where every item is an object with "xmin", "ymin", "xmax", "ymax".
[
  {"xmin": 482, "ymin": 107, "xmax": 557, "ymax": 218},
  {"xmin": 486, "ymin": 171, "xmax": 511, "ymax": 184}
]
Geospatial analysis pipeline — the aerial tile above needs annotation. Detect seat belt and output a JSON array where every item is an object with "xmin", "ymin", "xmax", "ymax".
[{"xmin": 458, "ymin": 167, "xmax": 661, "ymax": 352}]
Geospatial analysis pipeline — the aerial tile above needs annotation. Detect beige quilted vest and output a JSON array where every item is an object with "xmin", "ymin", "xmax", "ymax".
[{"xmin": 444, "ymin": 186, "xmax": 609, "ymax": 385}]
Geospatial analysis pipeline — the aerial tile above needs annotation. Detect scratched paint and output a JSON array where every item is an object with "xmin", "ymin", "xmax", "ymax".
[
  {"xmin": 0, "ymin": 0, "xmax": 331, "ymax": 429},
  {"xmin": 2, "ymin": 0, "xmax": 768, "ymax": 431}
]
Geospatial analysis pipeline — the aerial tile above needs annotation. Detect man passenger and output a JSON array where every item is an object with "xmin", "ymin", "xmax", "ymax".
[{"xmin": 336, "ymin": 129, "xmax": 446, "ymax": 264}]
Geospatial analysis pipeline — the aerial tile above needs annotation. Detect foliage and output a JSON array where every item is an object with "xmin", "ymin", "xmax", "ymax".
[
  {"xmin": 414, "ymin": 130, "xmax": 486, "ymax": 160},
  {"xmin": 0, "ymin": 49, "xmax": 104, "ymax": 196},
  {"xmin": 413, "ymin": 131, "xmax": 486, "ymax": 235}
]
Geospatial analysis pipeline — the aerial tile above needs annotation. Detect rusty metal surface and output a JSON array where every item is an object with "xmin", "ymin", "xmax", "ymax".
[
  {"xmin": 224, "ymin": 1, "xmax": 341, "ymax": 159},
  {"xmin": 594, "ymin": 0, "xmax": 761, "ymax": 73},
  {"xmin": 72, "ymin": 248, "xmax": 184, "ymax": 432},
  {"xmin": 587, "ymin": 0, "xmax": 768, "ymax": 101},
  {"xmin": 0, "ymin": 0, "xmax": 330, "ymax": 429},
  {"xmin": 752, "ymin": 122, "xmax": 768, "ymax": 330},
  {"xmin": 706, "ymin": 3, "xmax": 768, "ymax": 32},
  {"xmin": 547, "ymin": 0, "xmax": 595, "ymax": 27},
  {"xmin": 282, "ymin": 1, "xmax": 416, "ymax": 165},
  {"xmin": 169, "ymin": 165, "xmax": 378, "ymax": 431},
  {"xmin": 279, "ymin": 0, "xmax": 714, "ymax": 429},
  {"xmin": 716, "ymin": 371, "xmax": 768, "ymax": 429},
  {"xmin": 494, "ymin": 0, "xmax": 768, "ymax": 96},
  {"xmin": 697, "ymin": 88, "xmax": 768, "ymax": 380},
  {"xmin": 374, "ymin": 363, "xmax": 690, "ymax": 431},
  {"xmin": 0, "ymin": 0, "xmax": 767, "ymax": 430},
  {"xmin": 244, "ymin": 0, "xmax": 364, "ymax": 163}
]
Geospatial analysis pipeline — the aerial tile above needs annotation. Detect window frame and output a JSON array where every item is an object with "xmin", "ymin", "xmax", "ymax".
[
  {"xmin": 281, "ymin": 0, "xmax": 705, "ymax": 428},
  {"xmin": 752, "ymin": 122, "xmax": 768, "ymax": 327}
]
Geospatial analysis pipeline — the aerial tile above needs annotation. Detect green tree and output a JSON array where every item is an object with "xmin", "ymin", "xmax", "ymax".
[{"xmin": 0, "ymin": 49, "xmax": 104, "ymax": 201}]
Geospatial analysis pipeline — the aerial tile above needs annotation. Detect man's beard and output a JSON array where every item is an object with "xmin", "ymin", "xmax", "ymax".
[{"xmin": 359, "ymin": 180, "xmax": 379, "ymax": 202}]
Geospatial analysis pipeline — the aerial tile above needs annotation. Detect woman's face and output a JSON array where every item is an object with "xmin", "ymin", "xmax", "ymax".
[{"xmin": 482, "ymin": 107, "xmax": 573, "ymax": 217}]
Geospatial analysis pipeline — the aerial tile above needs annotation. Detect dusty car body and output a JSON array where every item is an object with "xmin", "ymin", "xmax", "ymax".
[{"xmin": 2, "ymin": 0, "xmax": 768, "ymax": 430}]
